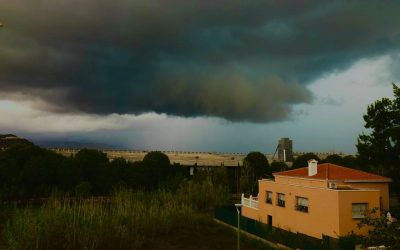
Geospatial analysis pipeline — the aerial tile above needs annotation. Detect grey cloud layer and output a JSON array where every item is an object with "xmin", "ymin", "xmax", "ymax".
[{"xmin": 0, "ymin": 1, "xmax": 399, "ymax": 122}]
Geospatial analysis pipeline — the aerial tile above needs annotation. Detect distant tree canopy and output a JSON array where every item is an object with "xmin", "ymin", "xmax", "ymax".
[
  {"xmin": 243, "ymin": 152, "xmax": 270, "ymax": 178},
  {"xmin": 270, "ymin": 161, "xmax": 289, "ymax": 173},
  {"xmin": 341, "ymin": 155, "xmax": 358, "ymax": 169},
  {"xmin": 0, "ymin": 144, "xmax": 68, "ymax": 199},
  {"xmin": 322, "ymin": 154, "xmax": 343, "ymax": 165},
  {"xmin": 357, "ymin": 83, "xmax": 400, "ymax": 193},
  {"xmin": 0, "ymin": 144, "xmax": 181, "ymax": 200},
  {"xmin": 319, "ymin": 154, "xmax": 359, "ymax": 169},
  {"xmin": 142, "ymin": 151, "xmax": 174, "ymax": 188},
  {"xmin": 292, "ymin": 153, "xmax": 320, "ymax": 169},
  {"xmin": 241, "ymin": 152, "xmax": 270, "ymax": 195},
  {"xmin": 143, "ymin": 151, "xmax": 171, "ymax": 167}
]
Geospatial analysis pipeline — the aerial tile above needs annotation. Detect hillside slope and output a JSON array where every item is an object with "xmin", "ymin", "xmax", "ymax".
[{"xmin": 0, "ymin": 134, "xmax": 32, "ymax": 149}]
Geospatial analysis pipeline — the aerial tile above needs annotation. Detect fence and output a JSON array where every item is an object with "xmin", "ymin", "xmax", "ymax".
[
  {"xmin": 214, "ymin": 206, "xmax": 339, "ymax": 250},
  {"xmin": 241, "ymin": 194, "xmax": 259, "ymax": 209}
]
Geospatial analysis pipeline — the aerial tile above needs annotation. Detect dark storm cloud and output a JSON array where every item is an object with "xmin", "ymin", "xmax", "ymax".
[{"xmin": 0, "ymin": 1, "xmax": 399, "ymax": 122}]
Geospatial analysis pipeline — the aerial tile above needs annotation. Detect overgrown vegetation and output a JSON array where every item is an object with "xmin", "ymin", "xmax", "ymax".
[
  {"xmin": 2, "ymin": 180, "xmax": 238, "ymax": 250},
  {"xmin": 0, "ymin": 145, "xmax": 262, "ymax": 249}
]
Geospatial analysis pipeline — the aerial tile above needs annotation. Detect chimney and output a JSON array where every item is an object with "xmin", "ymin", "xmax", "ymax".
[{"xmin": 308, "ymin": 159, "xmax": 318, "ymax": 176}]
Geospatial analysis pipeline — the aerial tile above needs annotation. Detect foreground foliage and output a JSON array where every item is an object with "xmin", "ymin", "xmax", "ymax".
[
  {"xmin": 338, "ymin": 208, "xmax": 400, "ymax": 249},
  {"xmin": 357, "ymin": 208, "xmax": 400, "ymax": 249},
  {"xmin": 3, "ymin": 182, "xmax": 234, "ymax": 250}
]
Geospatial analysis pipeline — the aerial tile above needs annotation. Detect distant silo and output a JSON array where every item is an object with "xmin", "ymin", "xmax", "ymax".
[{"xmin": 278, "ymin": 138, "xmax": 293, "ymax": 162}]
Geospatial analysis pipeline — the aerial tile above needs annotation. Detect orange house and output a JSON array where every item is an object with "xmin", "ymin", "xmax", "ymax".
[{"xmin": 241, "ymin": 160, "xmax": 391, "ymax": 239}]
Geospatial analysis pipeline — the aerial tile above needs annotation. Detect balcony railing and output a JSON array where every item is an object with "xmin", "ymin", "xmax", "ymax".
[{"xmin": 241, "ymin": 193, "xmax": 259, "ymax": 209}]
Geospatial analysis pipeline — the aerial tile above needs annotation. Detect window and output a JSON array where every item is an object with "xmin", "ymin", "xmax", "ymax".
[
  {"xmin": 295, "ymin": 196, "xmax": 309, "ymax": 213},
  {"xmin": 277, "ymin": 193, "xmax": 285, "ymax": 207},
  {"xmin": 352, "ymin": 203, "xmax": 368, "ymax": 219},
  {"xmin": 265, "ymin": 191, "xmax": 273, "ymax": 204}
]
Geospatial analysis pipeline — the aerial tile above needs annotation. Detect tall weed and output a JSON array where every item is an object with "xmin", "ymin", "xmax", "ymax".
[{"xmin": 4, "ymin": 179, "xmax": 229, "ymax": 249}]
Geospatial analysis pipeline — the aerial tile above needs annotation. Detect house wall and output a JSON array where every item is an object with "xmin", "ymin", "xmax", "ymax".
[
  {"xmin": 255, "ymin": 179, "xmax": 340, "ymax": 239},
  {"xmin": 241, "ymin": 206, "xmax": 262, "ymax": 221},
  {"xmin": 241, "ymin": 178, "xmax": 385, "ymax": 239},
  {"xmin": 346, "ymin": 182, "xmax": 389, "ymax": 210},
  {"xmin": 274, "ymin": 176, "xmax": 328, "ymax": 188},
  {"xmin": 337, "ymin": 190, "xmax": 380, "ymax": 236}
]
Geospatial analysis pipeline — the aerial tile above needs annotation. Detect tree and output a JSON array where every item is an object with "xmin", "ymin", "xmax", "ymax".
[
  {"xmin": 270, "ymin": 161, "xmax": 289, "ymax": 173},
  {"xmin": 357, "ymin": 208, "xmax": 400, "ymax": 248},
  {"xmin": 0, "ymin": 144, "xmax": 69, "ymax": 199},
  {"xmin": 357, "ymin": 83, "xmax": 400, "ymax": 194},
  {"xmin": 142, "ymin": 151, "xmax": 172, "ymax": 189},
  {"xmin": 142, "ymin": 151, "xmax": 171, "ymax": 168},
  {"xmin": 322, "ymin": 154, "xmax": 343, "ymax": 165},
  {"xmin": 20, "ymin": 151, "xmax": 64, "ymax": 198},
  {"xmin": 341, "ymin": 155, "xmax": 359, "ymax": 169},
  {"xmin": 241, "ymin": 152, "xmax": 270, "ymax": 194},
  {"xmin": 292, "ymin": 153, "xmax": 320, "ymax": 169},
  {"xmin": 74, "ymin": 149, "xmax": 110, "ymax": 194}
]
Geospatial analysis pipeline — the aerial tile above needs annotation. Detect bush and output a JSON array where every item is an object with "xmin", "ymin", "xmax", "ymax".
[
  {"xmin": 75, "ymin": 181, "xmax": 92, "ymax": 197},
  {"xmin": 338, "ymin": 233, "xmax": 362, "ymax": 250},
  {"xmin": 177, "ymin": 178, "xmax": 230, "ymax": 211}
]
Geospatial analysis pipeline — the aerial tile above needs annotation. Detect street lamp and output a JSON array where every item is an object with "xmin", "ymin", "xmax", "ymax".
[{"xmin": 234, "ymin": 203, "xmax": 243, "ymax": 250}]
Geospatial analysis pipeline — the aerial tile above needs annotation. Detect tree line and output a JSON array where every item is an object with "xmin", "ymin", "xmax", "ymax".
[
  {"xmin": 0, "ymin": 142, "xmax": 395, "ymax": 201},
  {"xmin": 0, "ymin": 144, "xmax": 186, "ymax": 200}
]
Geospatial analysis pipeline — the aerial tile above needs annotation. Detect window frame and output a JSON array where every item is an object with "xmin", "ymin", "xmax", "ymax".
[
  {"xmin": 277, "ymin": 193, "xmax": 285, "ymax": 207},
  {"xmin": 352, "ymin": 203, "xmax": 368, "ymax": 219},
  {"xmin": 295, "ymin": 196, "xmax": 309, "ymax": 213},
  {"xmin": 265, "ymin": 191, "xmax": 273, "ymax": 204}
]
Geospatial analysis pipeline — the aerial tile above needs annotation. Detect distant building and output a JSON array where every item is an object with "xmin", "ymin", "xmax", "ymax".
[
  {"xmin": 241, "ymin": 160, "xmax": 391, "ymax": 239},
  {"xmin": 277, "ymin": 138, "xmax": 293, "ymax": 162}
]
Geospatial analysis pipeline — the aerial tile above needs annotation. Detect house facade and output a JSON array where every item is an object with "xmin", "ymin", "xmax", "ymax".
[{"xmin": 241, "ymin": 160, "xmax": 391, "ymax": 239}]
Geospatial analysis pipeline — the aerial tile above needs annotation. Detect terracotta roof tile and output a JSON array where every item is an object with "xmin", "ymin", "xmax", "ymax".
[{"xmin": 274, "ymin": 163, "xmax": 391, "ymax": 182}]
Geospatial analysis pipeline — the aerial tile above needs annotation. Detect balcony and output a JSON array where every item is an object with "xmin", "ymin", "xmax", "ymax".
[{"xmin": 241, "ymin": 193, "xmax": 259, "ymax": 209}]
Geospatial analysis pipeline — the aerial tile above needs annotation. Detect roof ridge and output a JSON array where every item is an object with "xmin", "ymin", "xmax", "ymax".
[
  {"xmin": 330, "ymin": 164, "xmax": 388, "ymax": 178},
  {"xmin": 273, "ymin": 162, "xmax": 390, "ymax": 181},
  {"xmin": 274, "ymin": 166, "xmax": 307, "ymax": 175}
]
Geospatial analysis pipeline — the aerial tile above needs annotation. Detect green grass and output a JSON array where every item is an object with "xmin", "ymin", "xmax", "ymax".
[{"xmin": 0, "ymin": 182, "xmax": 274, "ymax": 250}]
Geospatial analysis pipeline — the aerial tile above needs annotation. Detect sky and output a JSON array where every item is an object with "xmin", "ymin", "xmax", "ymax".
[{"xmin": 0, "ymin": 1, "xmax": 400, "ymax": 153}]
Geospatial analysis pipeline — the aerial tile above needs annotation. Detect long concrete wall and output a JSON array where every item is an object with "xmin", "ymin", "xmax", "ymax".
[{"xmin": 51, "ymin": 148, "xmax": 247, "ymax": 167}]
